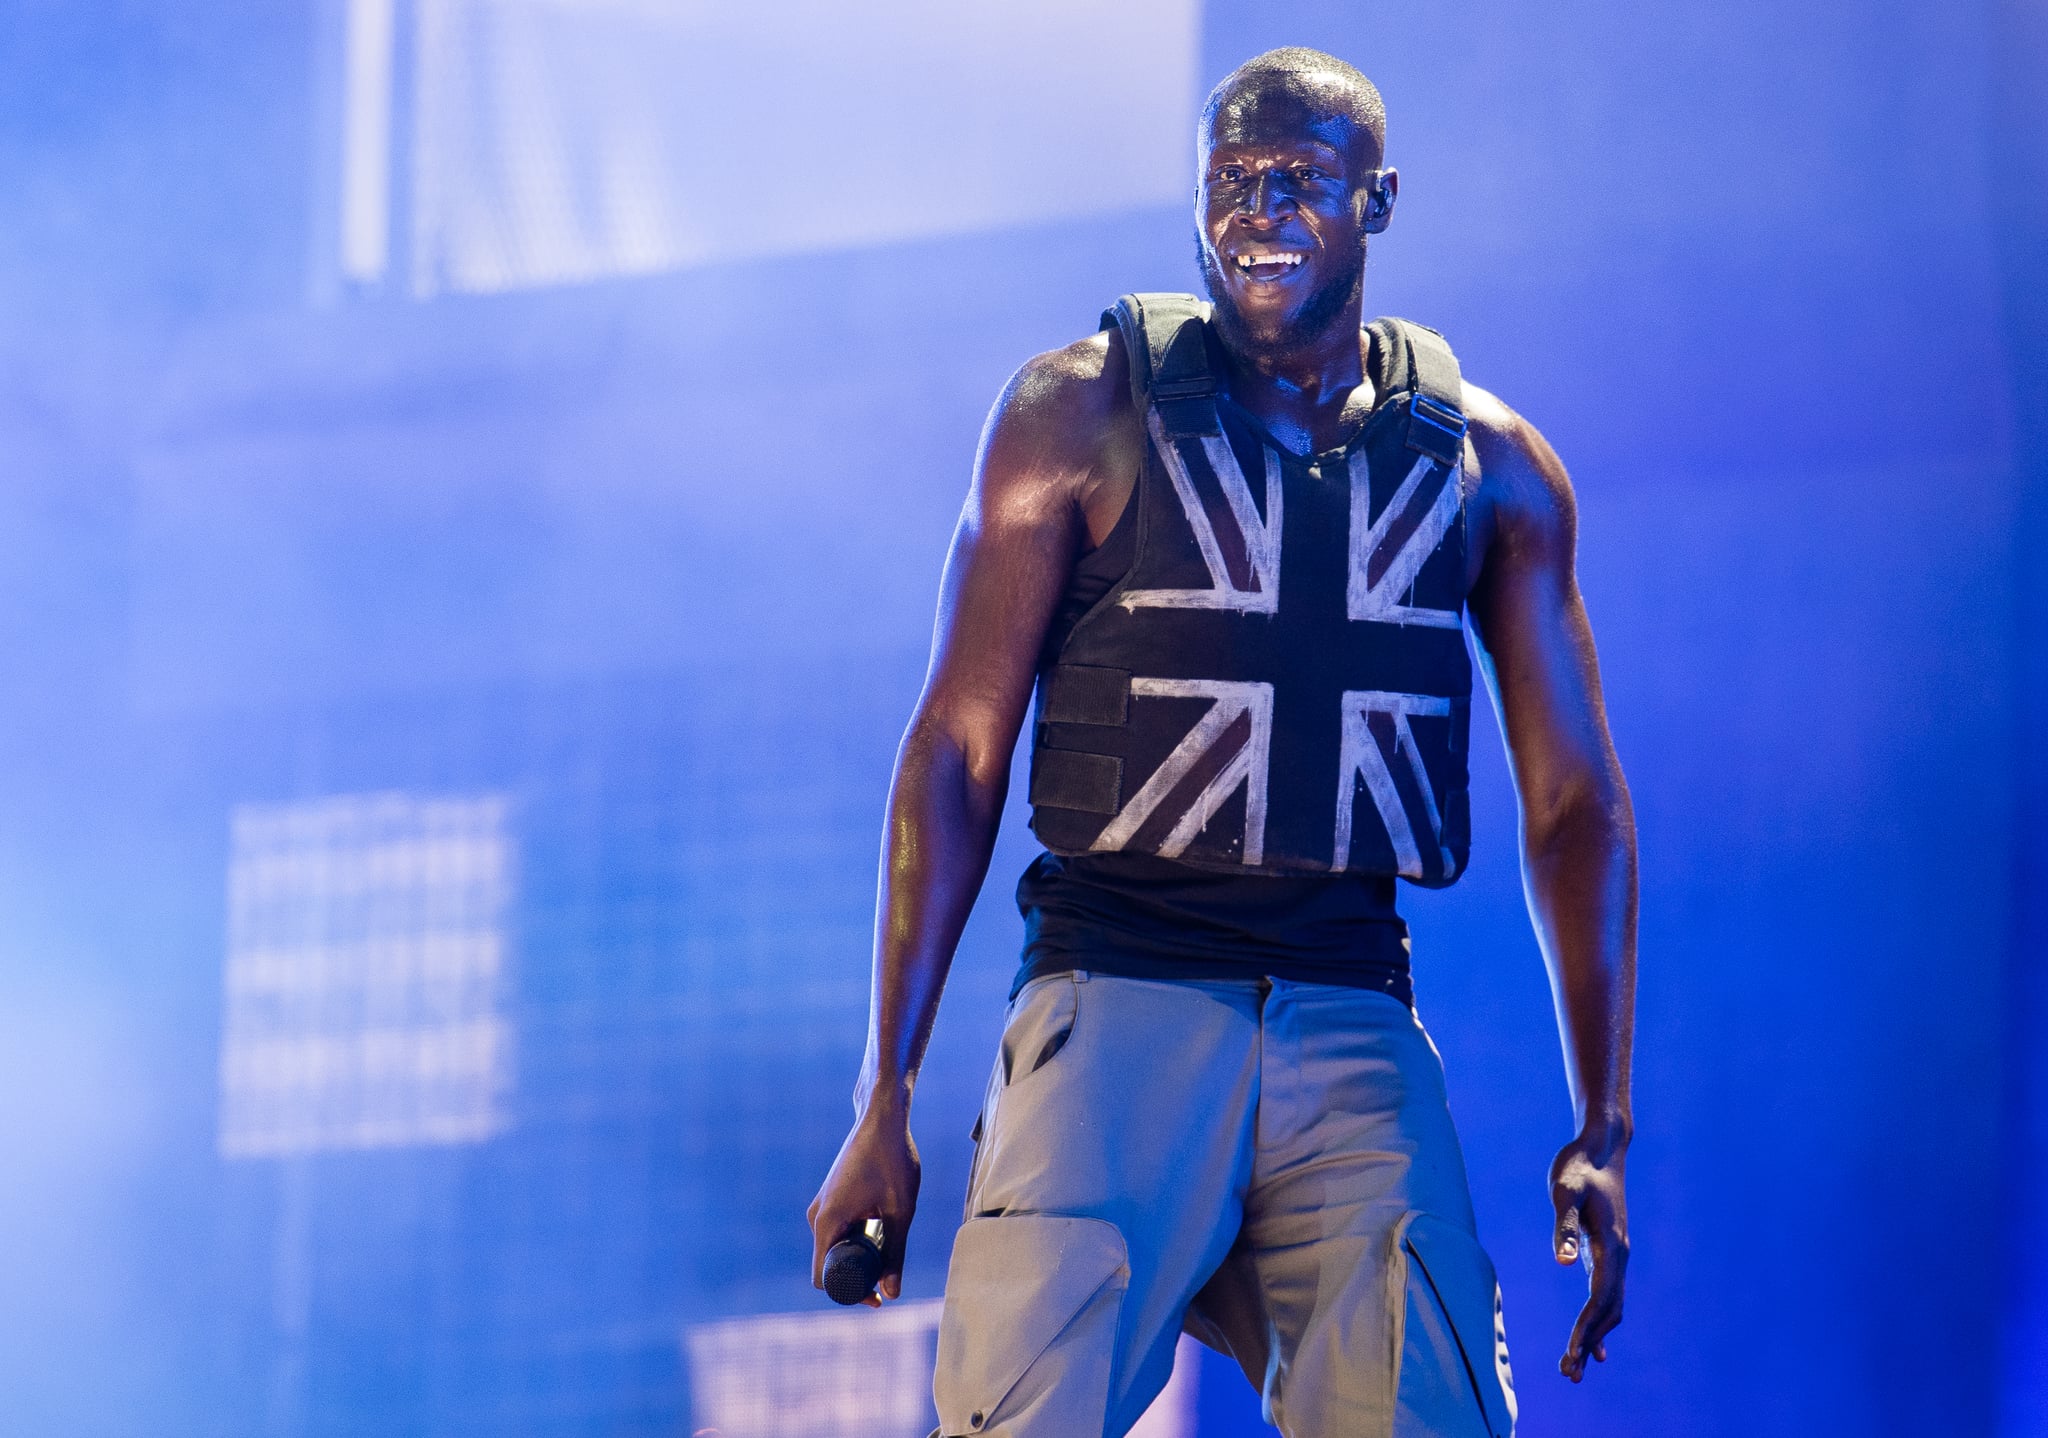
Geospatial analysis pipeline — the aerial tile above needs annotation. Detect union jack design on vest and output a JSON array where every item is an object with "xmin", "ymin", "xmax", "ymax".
[
  {"xmin": 1088, "ymin": 678, "xmax": 1274, "ymax": 864},
  {"xmin": 1027, "ymin": 296, "xmax": 1473, "ymax": 881},
  {"xmin": 1348, "ymin": 451, "xmax": 1463, "ymax": 629},
  {"xmin": 1119, "ymin": 410, "xmax": 1283, "ymax": 614},
  {"xmin": 1334, "ymin": 690, "xmax": 1458, "ymax": 879}
]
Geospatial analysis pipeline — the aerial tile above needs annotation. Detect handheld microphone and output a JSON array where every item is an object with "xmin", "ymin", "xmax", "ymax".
[{"xmin": 823, "ymin": 1218, "xmax": 887, "ymax": 1305}]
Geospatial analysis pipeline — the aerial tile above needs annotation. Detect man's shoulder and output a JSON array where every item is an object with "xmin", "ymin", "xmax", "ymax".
[
  {"xmin": 1458, "ymin": 379, "xmax": 1576, "ymax": 545},
  {"xmin": 999, "ymin": 329, "xmax": 1132, "ymax": 430},
  {"xmin": 980, "ymin": 328, "xmax": 1139, "ymax": 487},
  {"xmin": 1457, "ymin": 380, "xmax": 1523, "ymax": 452}
]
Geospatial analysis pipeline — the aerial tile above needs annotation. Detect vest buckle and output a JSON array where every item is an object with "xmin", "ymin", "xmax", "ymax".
[{"xmin": 1405, "ymin": 392, "xmax": 1468, "ymax": 466}]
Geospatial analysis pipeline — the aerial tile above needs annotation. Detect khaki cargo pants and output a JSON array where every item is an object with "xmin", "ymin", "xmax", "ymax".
[{"xmin": 932, "ymin": 972, "xmax": 1517, "ymax": 1438}]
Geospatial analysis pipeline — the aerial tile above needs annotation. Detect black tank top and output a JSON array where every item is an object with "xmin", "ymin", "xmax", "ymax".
[{"xmin": 1013, "ymin": 484, "xmax": 1415, "ymax": 1003}]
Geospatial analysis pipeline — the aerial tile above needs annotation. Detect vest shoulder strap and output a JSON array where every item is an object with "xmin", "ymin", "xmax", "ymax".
[
  {"xmin": 1100, "ymin": 292, "xmax": 1220, "ymax": 437},
  {"xmin": 1371, "ymin": 317, "xmax": 1469, "ymax": 467},
  {"xmin": 1099, "ymin": 300, "xmax": 1466, "ymax": 459}
]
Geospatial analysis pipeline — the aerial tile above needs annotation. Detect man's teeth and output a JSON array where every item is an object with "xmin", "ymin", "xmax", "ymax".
[{"xmin": 1235, "ymin": 252, "xmax": 1306, "ymax": 270}]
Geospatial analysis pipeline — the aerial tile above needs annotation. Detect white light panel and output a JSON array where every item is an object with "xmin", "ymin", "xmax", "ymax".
[
  {"xmin": 398, "ymin": 0, "xmax": 1199, "ymax": 295},
  {"xmin": 217, "ymin": 792, "xmax": 515, "ymax": 1156},
  {"xmin": 686, "ymin": 1300, "xmax": 943, "ymax": 1438},
  {"xmin": 683, "ymin": 1301, "xmax": 1199, "ymax": 1438}
]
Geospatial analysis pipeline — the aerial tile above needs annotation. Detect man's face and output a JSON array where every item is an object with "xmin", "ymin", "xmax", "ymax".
[{"xmin": 1196, "ymin": 86, "xmax": 1386, "ymax": 353}]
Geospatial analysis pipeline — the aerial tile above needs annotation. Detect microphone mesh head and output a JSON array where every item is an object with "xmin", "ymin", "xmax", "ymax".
[{"xmin": 822, "ymin": 1234, "xmax": 884, "ymax": 1305}]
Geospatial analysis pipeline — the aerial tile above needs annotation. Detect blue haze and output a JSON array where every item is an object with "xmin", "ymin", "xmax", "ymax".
[{"xmin": 0, "ymin": 2, "xmax": 2039, "ymax": 1435}]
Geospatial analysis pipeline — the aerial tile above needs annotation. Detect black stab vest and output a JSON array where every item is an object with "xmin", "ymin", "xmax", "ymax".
[{"xmin": 1027, "ymin": 294, "xmax": 1474, "ymax": 885}]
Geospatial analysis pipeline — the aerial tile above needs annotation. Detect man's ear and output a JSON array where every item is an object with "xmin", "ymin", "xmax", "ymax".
[{"xmin": 1361, "ymin": 167, "xmax": 1399, "ymax": 234}]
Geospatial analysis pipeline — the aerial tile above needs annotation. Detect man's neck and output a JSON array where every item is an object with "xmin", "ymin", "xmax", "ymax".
[{"xmin": 1218, "ymin": 303, "xmax": 1372, "ymax": 454}]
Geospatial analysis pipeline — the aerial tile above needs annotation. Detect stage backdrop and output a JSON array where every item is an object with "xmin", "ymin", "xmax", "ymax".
[{"xmin": 0, "ymin": 1, "xmax": 2038, "ymax": 1435}]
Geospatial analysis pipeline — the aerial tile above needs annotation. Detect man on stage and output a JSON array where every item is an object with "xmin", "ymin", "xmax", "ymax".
[{"xmin": 809, "ymin": 47, "xmax": 1635, "ymax": 1437}]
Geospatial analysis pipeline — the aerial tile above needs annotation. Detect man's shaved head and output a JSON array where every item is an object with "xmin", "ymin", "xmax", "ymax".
[{"xmin": 1200, "ymin": 48, "xmax": 1386, "ymax": 168}]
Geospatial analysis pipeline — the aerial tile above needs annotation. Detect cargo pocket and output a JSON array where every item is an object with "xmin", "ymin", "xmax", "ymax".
[
  {"xmin": 935, "ymin": 1214, "xmax": 1128, "ymax": 1437},
  {"xmin": 1388, "ymin": 1211, "xmax": 1518, "ymax": 1438}
]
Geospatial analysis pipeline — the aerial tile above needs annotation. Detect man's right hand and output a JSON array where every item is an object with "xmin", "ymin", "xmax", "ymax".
[{"xmin": 807, "ymin": 1107, "xmax": 921, "ymax": 1307}]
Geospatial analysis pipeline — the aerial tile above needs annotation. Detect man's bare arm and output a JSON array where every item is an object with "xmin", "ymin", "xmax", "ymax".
[
  {"xmin": 1466, "ymin": 389, "xmax": 1638, "ymax": 1381},
  {"xmin": 806, "ymin": 332, "xmax": 1131, "ymax": 1302}
]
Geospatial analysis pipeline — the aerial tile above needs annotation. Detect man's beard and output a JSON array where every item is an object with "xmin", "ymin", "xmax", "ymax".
[{"xmin": 1198, "ymin": 236, "xmax": 1366, "ymax": 358}]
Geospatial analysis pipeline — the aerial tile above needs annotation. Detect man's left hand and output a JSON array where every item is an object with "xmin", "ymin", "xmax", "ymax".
[{"xmin": 1549, "ymin": 1126, "xmax": 1629, "ymax": 1381}]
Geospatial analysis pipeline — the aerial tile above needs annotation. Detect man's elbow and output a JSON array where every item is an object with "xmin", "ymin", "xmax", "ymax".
[
  {"xmin": 899, "ymin": 703, "xmax": 1014, "ymax": 804},
  {"xmin": 1519, "ymin": 772, "xmax": 1635, "ymax": 862}
]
